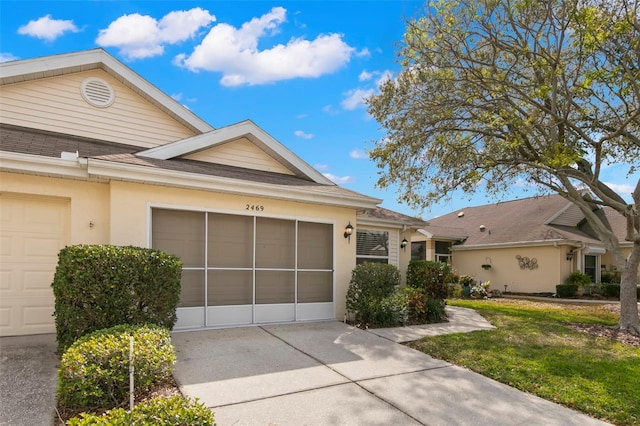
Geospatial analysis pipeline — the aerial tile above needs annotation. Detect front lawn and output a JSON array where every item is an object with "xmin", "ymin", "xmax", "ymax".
[{"xmin": 408, "ymin": 298, "xmax": 640, "ymax": 426}]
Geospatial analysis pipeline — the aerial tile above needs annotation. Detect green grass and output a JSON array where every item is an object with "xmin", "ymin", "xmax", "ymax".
[{"xmin": 408, "ymin": 298, "xmax": 640, "ymax": 425}]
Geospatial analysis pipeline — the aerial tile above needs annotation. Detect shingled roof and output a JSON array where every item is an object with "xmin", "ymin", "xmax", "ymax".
[
  {"xmin": 423, "ymin": 194, "xmax": 626, "ymax": 247},
  {"xmin": 0, "ymin": 123, "xmax": 380, "ymax": 205}
]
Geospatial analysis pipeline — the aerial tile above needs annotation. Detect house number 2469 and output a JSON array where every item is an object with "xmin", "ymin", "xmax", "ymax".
[{"xmin": 246, "ymin": 204, "xmax": 265, "ymax": 211}]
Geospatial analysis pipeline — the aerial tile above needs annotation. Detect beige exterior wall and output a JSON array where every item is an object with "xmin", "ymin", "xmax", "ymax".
[
  {"xmin": 0, "ymin": 70, "xmax": 196, "ymax": 148},
  {"xmin": 0, "ymin": 172, "xmax": 110, "ymax": 245},
  {"xmin": 108, "ymin": 180, "xmax": 356, "ymax": 319},
  {"xmin": 398, "ymin": 229, "xmax": 414, "ymax": 286},
  {"xmin": 451, "ymin": 244, "xmax": 574, "ymax": 293},
  {"xmin": 184, "ymin": 138, "xmax": 294, "ymax": 175}
]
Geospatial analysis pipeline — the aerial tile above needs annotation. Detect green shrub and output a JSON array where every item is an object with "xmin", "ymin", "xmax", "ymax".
[
  {"xmin": 346, "ymin": 263, "xmax": 401, "ymax": 324},
  {"xmin": 425, "ymin": 298, "xmax": 447, "ymax": 323},
  {"xmin": 66, "ymin": 396, "xmax": 215, "ymax": 425},
  {"xmin": 600, "ymin": 271, "xmax": 621, "ymax": 284},
  {"xmin": 582, "ymin": 283, "xmax": 603, "ymax": 296},
  {"xmin": 449, "ymin": 283, "xmax": 464, "ymax": 299},
  {"xmin": 399, "ymin": 287, "xmax": 428, "ymax": 324},
  {"xmin": 367, "ymin": 294, "xmax": 407, "ymax": 327},
  {"xmin": 556, "ymin": 284, "xmax": 578, "ymax": 298},
  {"xmin": 603, "ymin": 284, "xmax": 621, "ymax": 298},
  {"xmin": 406, "ymin": 260, "xmax": 450, "ymax": 300},
  {"xmin": 564, "ymin": 271, "xmax": 591, "ymax": 286},
  {"xmin": 58, "ymin": 324, "xmax": 176, "ymax": 412},
  {"xmin": 53, "ymin": 245, "xmax": 182, "ymax": 352}
]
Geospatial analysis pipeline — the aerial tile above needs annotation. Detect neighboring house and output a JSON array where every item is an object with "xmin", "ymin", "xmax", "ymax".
[
  {"xmin": 0, "ymin": 49, "xmax": 420, "ymax": 337},
  {"xmin": 411, "ymin": 195, "xmax": 631, "ymax": 293}
]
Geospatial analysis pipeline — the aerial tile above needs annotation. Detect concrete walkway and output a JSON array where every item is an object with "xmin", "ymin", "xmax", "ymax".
[
  {"xmin": 172, "ymin": 307, "xmax": 609, "ymax": 426},
  {"xmin": 0, "ymin": 334, "xmax": 58, "ymax": 426}
]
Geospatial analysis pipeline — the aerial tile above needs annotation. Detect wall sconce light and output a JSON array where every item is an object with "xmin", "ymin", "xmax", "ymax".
[
  {"xmin": 566, "ymin": 250, "xmax": 575, "ymax": 261},
  {"xmin": 344, "ymin": 222, "xmax": 354, "ymax": 243},
  {"xmin": 401, "ymin": 238, "xmax": 408, "ymax": 251}
]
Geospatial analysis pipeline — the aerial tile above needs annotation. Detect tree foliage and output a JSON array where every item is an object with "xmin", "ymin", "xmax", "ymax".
[{"xmin": 367, "ymin": 0, "xmax": 640, "ymax": 334}]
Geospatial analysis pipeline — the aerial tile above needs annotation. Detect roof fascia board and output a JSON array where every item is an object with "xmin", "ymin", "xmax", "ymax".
[
  {"xmin": 0, "ymin": 151, "xmax": 89, "ymax": 179},
  {"xmin": 452, "ymin": 239, "xmax": 585, "ymax": 251},
  {"xmin": 0, "ymin": 49, "xmax": 213, "ymax": 134},
  {"xmin": 138, "ymin": 120, "xmax": 334, "ymax": 185},
  {"xmin": 356, "ymin": 218, "xmax": 422, "ymax": 229},
  {"xmin": 417, "ymin": 229, "xmax": 434, "ymax": 238},
  {"xmin": 86, "ymin": 158, "xmax": 379, "ymax": 210}
]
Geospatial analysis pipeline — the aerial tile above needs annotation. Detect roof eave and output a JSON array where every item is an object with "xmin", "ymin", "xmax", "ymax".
[
  {"xmin": 451, "ymin": 239, "xmax": 586, "ymax": 251},
  {"xmin": 85, "ymin": 158, "xmax": 380, "ymax": 210}
]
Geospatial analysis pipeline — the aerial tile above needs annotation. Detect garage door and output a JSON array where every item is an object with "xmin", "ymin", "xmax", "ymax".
[
  {"xmin": 152, "ymin": 208, "xmax": 334, "ymax": 329},
  {"xmin": 0, "ymin": 194, "xmax": 69, "ymax": 336}
]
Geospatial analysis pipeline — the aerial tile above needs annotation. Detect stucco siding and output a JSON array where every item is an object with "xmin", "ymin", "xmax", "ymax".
[
  {"xmin": 183, "ymin": 138, "xmax": 293, "ymax": 175},
  {"xmin": 0, "ymin": 70, "xmax": 196, "ymax": 148},
  {"xmin": 452, "ymin": 245, "xmax": 567, "ymax": 293},
  {"xmin": 0, "ymin": 172, "xmax": 111, "ymax": 245},
  {"xmin": 108, "ymin": 180, "xmax": 355, "ymax": 319}
]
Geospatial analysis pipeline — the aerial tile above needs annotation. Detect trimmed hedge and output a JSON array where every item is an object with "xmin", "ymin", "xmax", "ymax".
[
  {"xmin": 66, "ymin": 396, "xmax": 215, "ymax": 425},
  {"xmin": 556, "ymin": 284, "xmax": 578, "ymax": 298},
  {"xmin": 53, "ymin": 245, "xmax": 182, "ymax": 352},
  {"xmin": 406, "ymin": 260, "xmax": 450, "ymax": 300},
  {"xmin": 58, "ymin": 324, "xmax": 176, "ymax": 412}
]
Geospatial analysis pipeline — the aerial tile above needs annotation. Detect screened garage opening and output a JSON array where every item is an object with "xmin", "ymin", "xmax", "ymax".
[{"xmin": 151, "ymin": 208, "xmax": 334, "ymax": 329}]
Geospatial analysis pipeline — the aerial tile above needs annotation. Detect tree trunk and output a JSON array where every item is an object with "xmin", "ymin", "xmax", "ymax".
[{"xmin": 619, "ymin": 242, "xmax": 640, "ymax": 336}]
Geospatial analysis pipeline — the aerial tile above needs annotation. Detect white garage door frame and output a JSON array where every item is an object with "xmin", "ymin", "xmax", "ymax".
[{"xmin": 148, "ymin": 204, "xmax": 336, "ymax": 330}]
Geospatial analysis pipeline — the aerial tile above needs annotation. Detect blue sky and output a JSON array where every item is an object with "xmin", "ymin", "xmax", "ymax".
[{"xmin": 0, "ymin": 1, "xmax": 634, "ymax": 219}]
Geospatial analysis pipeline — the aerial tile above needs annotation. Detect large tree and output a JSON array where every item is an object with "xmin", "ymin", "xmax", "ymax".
[{"xmin": 367, "ymin": 0, "xmax": 640, "ymax": 334}]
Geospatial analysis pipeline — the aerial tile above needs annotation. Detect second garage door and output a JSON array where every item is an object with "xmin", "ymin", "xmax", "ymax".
[{"xmin": 0, "ymin": 193, "xmax": 69, "ymax": 336}]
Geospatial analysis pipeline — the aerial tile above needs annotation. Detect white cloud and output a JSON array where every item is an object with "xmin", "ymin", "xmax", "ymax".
[
  {"xmin": 342, "ymin": 69, "xmax": 394, "ymax": 112},
  {"xmin": 171, "ymin": 93, "xmax": 183, "ymax": 101},
  {"xmin": 341, "ymin": 88, "xmax": 375, "ymax": 110},
  {"xmin": 0, "ymin": 52, "xmax": 19, "ymax": 63},
  {"xmin": 355, "ymin": 47, "xmax": 371, "ymax": 58},
  {"xmin": 18, "ymin": 15, "xmax": 80, "ymax": 41},
  {"xmin": 96, "ymin": 8, "xmax": 215, "ymax": 60},
  {"xmin": 605, "ymin": 182, "xmax": 635, "ymax": 196},
  {"xmin": 322, "ymin": 105, "xmax": 339, "ymax": 115},
  {"xmin": 314, "ymin": 163, "xmax": 329, "ymax": 171},
  {"xmin": 294, "ymin": 130, "xmax": 314, "ymax": 139},
  {"xmin": 323, "ymin": 173, "xmax": 355, "ymax": 184},
  {"xmin": 349, "ymin": 149, "xmax": 368, "ymax": 159},
  {"xmin": 359, "ymin": 70, "xmax": 373, "ymax": 81},
  {"xmin": 176, "ymin": 7, "xmax": 355, "ymax": 86}
]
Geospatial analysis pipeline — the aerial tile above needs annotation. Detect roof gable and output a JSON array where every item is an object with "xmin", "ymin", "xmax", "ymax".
[
  {"xmin": 0, "ymin": 49, "xmax": 213, "ymax": 135},
  {"xmin": 138, "ymin": 120, "xmax": 334, "ymax": 185}
]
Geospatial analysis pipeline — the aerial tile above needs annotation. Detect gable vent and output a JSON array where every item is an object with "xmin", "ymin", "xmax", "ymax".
[{"xmin": 80, "ymin": 77, "xmax": 115, "ymax": 108}]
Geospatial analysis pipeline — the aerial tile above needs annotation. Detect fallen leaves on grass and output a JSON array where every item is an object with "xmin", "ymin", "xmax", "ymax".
[{"xmin": 564, "ymin": 323, "xmax": 640, "ymax": 348}]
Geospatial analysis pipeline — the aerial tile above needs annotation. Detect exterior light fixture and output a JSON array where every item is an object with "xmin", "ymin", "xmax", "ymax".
[
  {"xmin": 401, "ymin": 238, "xmax": 408, "ymax": 251},
  {"xmin": 566, "ymin": 250, "xmax": 575, "ymax": 261},
  {"xmin": 344, "ymin": 222, "xmax": 354, "ymax": 242}
]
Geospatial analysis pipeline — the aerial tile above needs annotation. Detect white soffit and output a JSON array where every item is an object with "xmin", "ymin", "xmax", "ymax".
[{"xmin": 138, "ymin": 120, "xmax": 334, "ymax": 185}]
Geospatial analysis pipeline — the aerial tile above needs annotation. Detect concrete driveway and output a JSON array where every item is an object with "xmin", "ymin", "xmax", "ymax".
[{"xmin": 172, "ymin": 319, "xmax": 609, "ymax": 426}]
